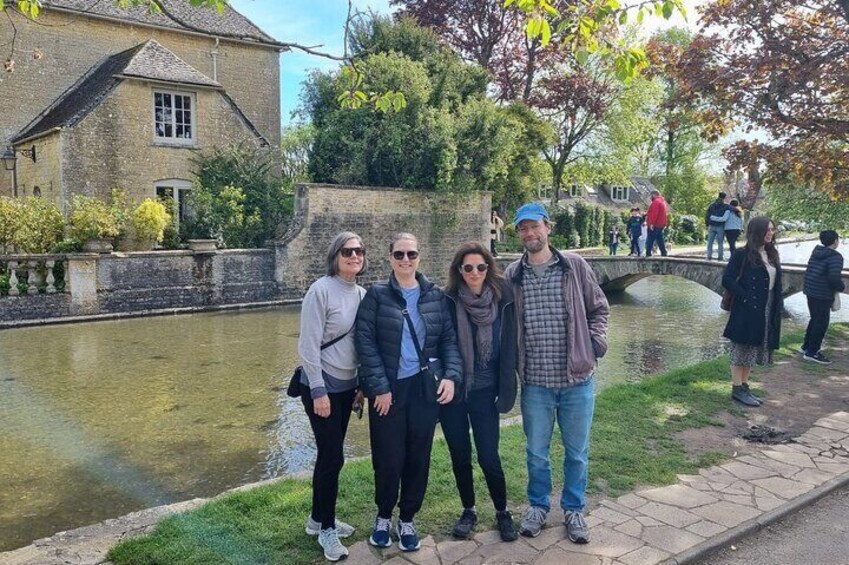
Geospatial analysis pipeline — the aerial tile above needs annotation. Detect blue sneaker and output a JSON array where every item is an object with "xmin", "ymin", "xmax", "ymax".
[
  {"xmin": 397, "ymin": 520, "xmax": 421, "ymax": 552},
  {"xmin": 368, "ymin": 516, "xmax": 392, "ymax": 548}
]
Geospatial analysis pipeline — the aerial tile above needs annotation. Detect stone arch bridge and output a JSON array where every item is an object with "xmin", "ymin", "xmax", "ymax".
[{"xmin": 582, "ymin": 257, "xmax": 849, "ymax": 298}]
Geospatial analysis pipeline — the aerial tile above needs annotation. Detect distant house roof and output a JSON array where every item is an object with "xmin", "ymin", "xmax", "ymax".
[
  {"xmin": 13, "ymin": 40, "xmax": 267, "ymax": 146},
  {"xmin": 43, "ymin": 0, "xmax": 283, "ymax": 47}
]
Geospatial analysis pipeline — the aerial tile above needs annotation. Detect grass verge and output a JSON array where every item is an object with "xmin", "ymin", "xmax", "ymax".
[{"xmin": 108, "ymin": 325, "xmax": 843, "ymax": 564}]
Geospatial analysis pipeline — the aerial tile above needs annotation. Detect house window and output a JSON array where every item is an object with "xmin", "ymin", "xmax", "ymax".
[
  {"xmin": 612, "ymin": 185, "xmax": 629, "ymax": 202},
  {"xmin": 570, "ymin": 184, "xmax": 582, "ymax": 198},
  {"xmin": 155, "ymin": 180, "xmax": 192, "ymax": 226},
  {"xmin": 154, "ymin": 91, "xmax": 196, "ymax": 144}
]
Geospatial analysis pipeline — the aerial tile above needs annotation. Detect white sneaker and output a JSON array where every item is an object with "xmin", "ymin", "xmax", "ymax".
[
  {"xmin": 306, "ymin": 515, "xmax": 355, "ymax": 538},
  {"xmin": 318, "ymin": 527, "xmax": 349, "ymax": 562}
]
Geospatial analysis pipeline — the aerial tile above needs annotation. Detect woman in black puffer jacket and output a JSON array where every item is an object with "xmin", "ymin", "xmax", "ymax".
[{"xmin": 355, "ymin": 232, "xmax": 462, "ymax": 553}]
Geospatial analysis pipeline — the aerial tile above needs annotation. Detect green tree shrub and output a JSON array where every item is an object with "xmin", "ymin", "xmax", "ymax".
[
  {"xmin": 15, "ymin": 197, "xmax": 64, "ymax": 253},
  {"xmin": 132, "ymin": 199, "xmax": 171, "ymax": 248},
  {"xmin": 574, "ymin": 202, "xmax": 592, "ymax": 247},
  {"xmin": 0, "ymin": 197, "xmax": 22, "ymax": 253},
  {"xmin": 188, "ymin": 145, "xmax": 292, "ymax": 248},
  {"xmin": 70, "ymin": 195, "xmax": 123, "ymax": 242}
]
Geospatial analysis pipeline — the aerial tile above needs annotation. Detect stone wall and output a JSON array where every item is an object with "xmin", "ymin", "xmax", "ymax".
[
  {"xmin": 273, "ymin": 184, "xmax": 491, "ymax": 298},
  {"xmin": 0, "ymin": 184, "xmax": 491, "ymax": 326}
]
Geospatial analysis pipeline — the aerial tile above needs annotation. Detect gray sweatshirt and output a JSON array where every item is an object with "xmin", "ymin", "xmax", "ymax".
[{"xmin": 297, "ymin": 275, "xmax": 366, "ymax": 398}]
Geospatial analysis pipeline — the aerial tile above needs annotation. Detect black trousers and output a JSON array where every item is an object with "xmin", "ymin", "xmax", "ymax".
[
  {"xmin": 301, "ymin": 385, "xmax": 355, "ymax": 529},
  {"xmin": 629, "ymin": 234, "xmax": 640, "ymax": 255},
  {"xmin": 803, "ymin": 297, "xmax": 833, "ymax": 355},
  {"xmin": 440, "ymin": 386, "xmax": 507, "ymax": 512},
  {"xmin": 725, "ymin": 229, "xmax": 741, "ymax": 252},
  {"xmin": 369, "ymin": 373, "xmax": 439, "ymax": 522}
]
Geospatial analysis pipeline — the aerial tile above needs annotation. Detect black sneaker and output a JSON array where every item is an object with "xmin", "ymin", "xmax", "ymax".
[
  {"xmin": 496, "ymin": 510, "xmax": 518, "ymax": 542},
  {"xmin": 732, "ymin": 385, "xmax": 760, "ymax": 407},
  {"xmin": 451, "ymin": 509, "xmax": 477, "ymax": 539},
  {"xmin": 741, "ymin": 382, "xmax": 762, "ymax": 405},
  {"xmin": 803, "ymin": 351, "xmax": 832, "ymax": 365}
]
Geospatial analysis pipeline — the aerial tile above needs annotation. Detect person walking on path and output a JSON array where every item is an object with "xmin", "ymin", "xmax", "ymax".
[
  {"xmin": 801, "ymin": 230, "xmax": 845, "ymax": 365},
  {"xmin": 355, "ymin": 233, "xmax": 461, "ymax": 553},
  {"xmin": 705, "ymin": 192, "xmax": 730, "ymax": 260},
  {"xmin": 297, "ymin": 232, "xmax": 368, "ymax": 562},
  {"xmin": 503, "ymin": 202, "xmax": 610, "ymax": 544},
  {"xmin": 625, "ymin": 208, "xmax": 644, "ymax": 256},
  {"xmin": 722, "ymin": 217, "xmax": 783, "ymax": 407},
  {"xmin": 607, "ymin": 225, "xmax": 621, "ymax": 256},
  {"xmin": 490, "ymin": 210, "xmax": 504, "ymax": 257},
  {"xmin": 645, "ymin": 190, "xmax": 669, "ymax": 257},
  {"xmin": 441, "ymin": 242, "xmax": 519, "ymax": 542}
]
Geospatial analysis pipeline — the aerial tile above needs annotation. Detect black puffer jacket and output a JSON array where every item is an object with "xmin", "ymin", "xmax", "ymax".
[
  {"xmin": 355, "ymin": 272, "xmax": 462, "ymax": 398},
  {"xmin": 445, "ymin": 279, "xmax": 518, "ymax": 413},
  {"xmin": 803, "ymin": 245, "xmax": 845, "ymax": 301}
]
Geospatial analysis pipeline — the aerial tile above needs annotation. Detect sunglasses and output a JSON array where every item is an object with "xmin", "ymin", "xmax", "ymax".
[
  {"xmin": 460, "ymin": 263, "xmax": 488, "ymax": 273},
  {"xmin": 392, "ymin": 250, "xmax": 419, "ymax": 261},
  {"xmin": 339, "ymin": 247, "xmax": 366, "ymax": 258}
]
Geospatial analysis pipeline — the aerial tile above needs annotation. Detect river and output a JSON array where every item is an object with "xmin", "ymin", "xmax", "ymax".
[{"xmin": 1, "ymin": 239, "xmax": 846, "ymax": 551}]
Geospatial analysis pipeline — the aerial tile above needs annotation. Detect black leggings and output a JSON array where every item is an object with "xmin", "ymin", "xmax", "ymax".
[
  {"xmin": 440, "ymin": 386, "xmax": 507, "ymax": 511},
  {"xmin": 301, "ymin": 386, "xmax": 355, "ymax": 529}
]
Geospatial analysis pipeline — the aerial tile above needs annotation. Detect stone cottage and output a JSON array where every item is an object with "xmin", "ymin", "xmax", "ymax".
[
  {"xmin": 560, "ymin": 177, "xmax": 657, "ymax": 212},
  {"xmin": 0, "ymin": 0, "xmax": 286, "ymax": 218}
]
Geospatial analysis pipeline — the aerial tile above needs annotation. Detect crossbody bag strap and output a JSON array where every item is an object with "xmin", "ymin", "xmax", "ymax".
[
  {"xmin": 319, "ymin": 294, "xmax": 363, "ymax": 351},
  {"xmin": 401, "ymin": 308, "xmax": 428, "ymax": 372}
]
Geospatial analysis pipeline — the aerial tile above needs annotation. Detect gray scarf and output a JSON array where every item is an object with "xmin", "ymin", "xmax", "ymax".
[{"xmin": 456, "ymin": 285, "xmax": 498, "ymax": 386}]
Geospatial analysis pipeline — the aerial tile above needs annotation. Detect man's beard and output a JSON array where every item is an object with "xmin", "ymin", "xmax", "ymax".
[{"xmin": 522, "ymin": 238, "xmax": 546, "ymax": 253}]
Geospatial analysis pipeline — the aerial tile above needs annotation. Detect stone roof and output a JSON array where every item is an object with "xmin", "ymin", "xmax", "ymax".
[
  {"xmin": 13, "ymin": 40, "xmax": 267, "ymax": 145},
  {"xmin": 43, "ymin": 0, "xmax": 280, "ymax": 46},
  {"xmin": 122, "ymin": 39, "xmax": 220, "ymax": 87}
]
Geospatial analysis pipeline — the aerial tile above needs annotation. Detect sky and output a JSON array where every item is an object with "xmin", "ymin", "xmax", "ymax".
[{"xmin": 229, "ymin": 0, "xmax": 704, "ymax": 127}]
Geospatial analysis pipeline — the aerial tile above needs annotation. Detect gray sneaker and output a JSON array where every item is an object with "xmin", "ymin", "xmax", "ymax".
[
  {"xmin": 317, "ymin": 527, "xmax": 349, "ymax": 562},
  {"xmin": 564, "ymin": 510, "xmax": 590, "ymax": 544},
  {"xmin": 306, "ymin": 515, "xmax": 355, "ymax": 538},
  {"xmin": 731, "ymin": 385, "xmax": 760, "ymax": 407},
  {"xmin": 519, "ymin": 506, "xmax": 547, "ymax": 538}
]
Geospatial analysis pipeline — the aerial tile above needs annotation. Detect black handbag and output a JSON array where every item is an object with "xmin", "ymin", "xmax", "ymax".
[
  {"xmin": 286, "ymin": 329, "xmax": 354, "ymax": 398},
  {"xmin": 401, "ymin": 308, "xmax": 445, "ymax": 404}
]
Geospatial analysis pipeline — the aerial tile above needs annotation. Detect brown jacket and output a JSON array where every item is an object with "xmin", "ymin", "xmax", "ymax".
[{"xmin": 503, "ymin": 248, "xmax": 610, "ymax": 385}]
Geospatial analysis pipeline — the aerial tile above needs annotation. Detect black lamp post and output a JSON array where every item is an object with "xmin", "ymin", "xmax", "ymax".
[{"xmin": 1, "ymin": 145, "xmax": 36, "ymax": 198}]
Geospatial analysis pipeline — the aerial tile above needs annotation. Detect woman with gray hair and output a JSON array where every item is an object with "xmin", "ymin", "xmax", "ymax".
[{"xmin": 297, "ymin": 231, "xmax": 368, "ymax": 561}]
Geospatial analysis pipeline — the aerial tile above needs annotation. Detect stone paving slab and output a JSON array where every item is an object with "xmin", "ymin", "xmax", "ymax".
[{"xmin": 4, "ymin": 412, "xmax": 849, "ymax": 565}]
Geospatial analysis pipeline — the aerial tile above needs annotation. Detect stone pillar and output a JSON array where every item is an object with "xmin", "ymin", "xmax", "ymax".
[{"xmin": 67, "ymin": 254, "xmax": 100, "ymax": 315}]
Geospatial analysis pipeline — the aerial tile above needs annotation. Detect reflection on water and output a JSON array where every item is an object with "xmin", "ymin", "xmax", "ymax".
[{"xmin": 1, "ymin": 243, "xmax": 845, "ymax": 549}]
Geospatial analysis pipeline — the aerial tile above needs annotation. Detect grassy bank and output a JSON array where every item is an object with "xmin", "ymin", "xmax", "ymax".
[{"xmin": 108, "ymin": 327, "xmax": 836, "ymax": 564}]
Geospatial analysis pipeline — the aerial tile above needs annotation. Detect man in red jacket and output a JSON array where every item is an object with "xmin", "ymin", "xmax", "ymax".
[{"xmin": 645, "ymin": 190, "xmax": 669, "ymax": 257}]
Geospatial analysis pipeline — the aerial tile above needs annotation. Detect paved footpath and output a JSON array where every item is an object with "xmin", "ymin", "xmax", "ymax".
[
  {"xmin": 342, "ymin": 411, "xmax": 849, "ymax": 565},
  {"xmin": 3, "ymin": 412, "xmax": 849, "ymax": 565}
]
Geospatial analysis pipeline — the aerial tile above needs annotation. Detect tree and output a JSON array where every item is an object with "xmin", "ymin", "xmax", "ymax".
[
  {"xmin": 675, "ymin": 1, "xmax": 849, "ymax": 200},
  {"xmin": 303, "ymin": 16, "xmax": 549, "ymax": 199},
  {"xmin": 280, "ymin": 124, "xmax": 315, "ymax": 184}
]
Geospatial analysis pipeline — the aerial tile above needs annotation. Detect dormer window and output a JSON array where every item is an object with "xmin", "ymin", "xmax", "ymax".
[
  {"xmin": 154, "ymin": 90, "xmax": 196, "ymax": 145},
  {"xmin": 612, "ymin": 185, "xmax": 629, "ymax": 202},
  {"xmin": 570, "ymin": 184, "xmax": 582, "ymax": 198}
]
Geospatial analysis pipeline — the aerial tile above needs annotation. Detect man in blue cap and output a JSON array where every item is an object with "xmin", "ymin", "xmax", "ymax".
[{"xmin": 502, "ymin": 202, "xmax": 609, "ymax": 544}]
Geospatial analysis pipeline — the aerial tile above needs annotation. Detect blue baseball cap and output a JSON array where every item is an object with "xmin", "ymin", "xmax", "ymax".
[{"xmin": 513, "ymin": 202, "xmax": 550, "ymax": 225}]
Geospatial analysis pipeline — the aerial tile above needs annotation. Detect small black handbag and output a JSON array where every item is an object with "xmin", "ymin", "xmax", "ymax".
[
  {"xmin": 400, "ymin": 308, "xmax": 447, "ymax": 404},
  {"xmin": 286, "ymin": 329, "xmax": 354, "ymax": 398}
]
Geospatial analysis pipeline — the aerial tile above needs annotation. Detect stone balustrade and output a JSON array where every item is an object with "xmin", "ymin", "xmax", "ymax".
[{"xmin": 1, "ymin": 254, "xmax": 69, "ymax": 296}]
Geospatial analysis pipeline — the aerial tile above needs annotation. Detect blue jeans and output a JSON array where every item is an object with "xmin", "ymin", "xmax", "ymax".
[
  {"xmin": 707, "ymin": 225, "xmax": 725, "ymax": 260},
  {"xmin": 521, "ymin": 379, "xmax": 595, "ymax": 512},
  {"xmin": 645, "ymin": 227, "xmax": 667, "ymax": 256}
]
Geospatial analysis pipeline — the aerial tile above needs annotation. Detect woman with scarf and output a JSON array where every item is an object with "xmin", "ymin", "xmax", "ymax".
[{"xmin": 441, "ymin": 242, "xmax": 519, "ymax": 542}]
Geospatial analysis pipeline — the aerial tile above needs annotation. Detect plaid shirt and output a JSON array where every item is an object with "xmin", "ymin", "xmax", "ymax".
[{"xmin": 522, "ymin": 258, "xmax": 570, "ymax": 387}]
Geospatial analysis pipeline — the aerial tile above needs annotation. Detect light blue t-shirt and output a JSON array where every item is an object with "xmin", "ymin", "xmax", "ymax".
[{"xmin": 398, "ymin": 286, "xmax": 426, "ymax": 379}]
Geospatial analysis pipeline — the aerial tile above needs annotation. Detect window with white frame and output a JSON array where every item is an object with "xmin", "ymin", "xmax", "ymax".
[
  {"xmin": 570, "ymin": 184, "xmax": 582, "ymax": 198},
  {"xmin": 154, "ymin": 91, "xmax": 196, "ymax": 144},
  {"xmin": 155, "ymin": 179, "xmax": 192, "ymax": 226},
  {"xmin": 612, "ymin": 185, "xmax": 629, "ymax": 202}
]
